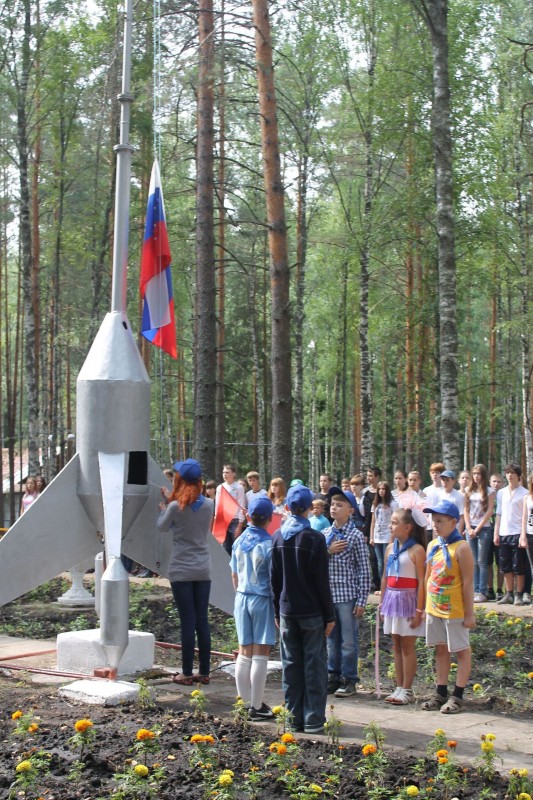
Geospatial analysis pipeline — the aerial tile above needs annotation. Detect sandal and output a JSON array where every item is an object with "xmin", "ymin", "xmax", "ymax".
[
  {"xmin": 193, "ymin": 674, "xmax": 210, "ymax": 685},
  {"xmin": 390, "ymin": 688, "xmax": 414, "ymax": 705},
  {"xmin": 421, "ymin": 694, "xmax": 446, "ymax": 711},
  {"xmin": 385, "ymin": 687, "xmax": 402, "ymax": 703},
  {"xmin": 440, "ymin": 695, "xmax": 464, "ymax": 714},
  {"xmin": 172, "ymin": 673, "xmax": 194, "ymax": 685}
]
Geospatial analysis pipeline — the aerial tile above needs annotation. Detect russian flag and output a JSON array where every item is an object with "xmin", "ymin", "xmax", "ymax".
[{"xmin": 140, "ymin": 160, "xmax": 177, "ymax": 358}]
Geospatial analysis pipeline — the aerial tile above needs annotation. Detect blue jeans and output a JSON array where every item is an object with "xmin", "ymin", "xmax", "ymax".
[
  {"xmin": 171, "ymin": 580, "xmax": 211, "ymax": 676},
  {"xmin": 468, "ymin": 526, "xmax": 493, "ymax": 595},
  {"xmin": 280, "ymin": 615, "xmax": 327, "ymax": 731},
  {"xmin": 373, "ymin": 543, "xmax": 387, "ymax": 580},
  {"xmin": 327, "ymin": 599, "xmax": 359, "ymax": 683}
]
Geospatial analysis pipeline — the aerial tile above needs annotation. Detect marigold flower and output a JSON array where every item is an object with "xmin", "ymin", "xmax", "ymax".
[
  {"xmin": 506, "ymin": 619, "xmax": 514, "ymax": 626},
  {"xmin": 481, "ymin": 741, "xmax": 494, "ymax": 752},
  {"xmin": 495, "ymin": 649, "xmax": 506, "ymax": 658},
  {"xmin": 485, "ymin": 733, "xmax": 496, "ymax": 741},
  {"xmin": 438, "ymin": 757, "xmax": 448, "ymax": 765},
  {"xmin": 27, "ymin": 724, "xmax": 39, "ymax": 733},
  {"xmin": 268, "ymin": 742, "xmax": 287, "ymax": 755},
  {"xmin": 514, "ymin": 618, "xmax": 522, "ymax": 624},
  {"xmin": 134, "ymin": 764, "xmax": 149, "ymax": 777},
  {"xmin": 406, "ymin": 787, "xmax": 419, "ymax": 797},
  {"xmin": 447, "ymin": 740, "xmax": 457, "ymax": 749},
  {"xmin": 191, "ymin": 689, "xmax": 202, "ymax": 698},
  {"xmin": 219, "ymin": 773, "xmax": 233, "ymax": 786},
  {"xmin": 15, "ymin": 760, "xmax": 32, "ymax": 773},
  {"xmin": 136, "ymin": 728, "xmax": 155, "ymax": 740},
  {"xmin": 74, "ymin": 718, "xmax": 93, "ymax": 733},
  {"xmin": 272, "ymin": 705, "xmax": 283, "ymax": 714},
  {"xmin": 203, "ymin": 735, "xmax": 215, "ymax": 744},
  {"xmin": 222, "ymin": 769, "xmax": 234, "ymax": 777},
  {"xmin": 309, "ymin": 785, "xmax": 323, "ymax": 793},
  {"xmin": 473, "ymin": 684, "xmax": 482, "ymax": 693},
  {"xmin": 436, "ymin": 749, "xmax": 448, "ymax": 758},
  {"xmin": 528, "ymin": 673, "xmax": 533, "ymax": 680},
  {"xmin": 281, "ymin": 733, "xmax": 297, "ymax": 744},
  {"xmin": 11, "ymin": 711, "xmax": 23, "ymax": 720},
  {"xmin": 190, "ymin": 734, "xmax": 204, "ymax": 743},
  {"xmin": 519, "ymin": 769, "xmax": 529, "ymax": 777},
  {"xmin": 434, "ymin": 728, "xmax": 445, "ymax": 736},
  {"xmin": 362, "ymin": 743, "xmax": 377, "ymax": 756},
  {"xmin": 517, "ymin": 794, "xmax": 532, "ymax": 800}
]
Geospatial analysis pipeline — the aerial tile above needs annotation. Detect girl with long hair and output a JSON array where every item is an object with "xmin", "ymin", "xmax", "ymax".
[
  {"xmin": 464, "ymin": 463, "xmax": 495, "ymax": 603},
  {"xmin": 370, "ymin": 481, "xmax": 397, "ymax": 583}
]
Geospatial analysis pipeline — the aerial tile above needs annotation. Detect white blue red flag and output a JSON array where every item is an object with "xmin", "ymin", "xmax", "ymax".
[{"xmin": 140, "ymin": 160, "xmax": 177, "ymax": 358}]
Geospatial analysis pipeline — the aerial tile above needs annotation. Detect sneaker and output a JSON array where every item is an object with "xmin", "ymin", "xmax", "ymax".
[
  {"xmin": 497, "ymin": 592, "xmax": 514, "ymax": 604},
  {"xmin": 334, "ymin": 679, "xmax": 357, "ymax": 697},
  {"xmin": 473, "ymin": 593, "xmax": 487, "ymax": 603},
  {"xmin": 523, "ymin": 593, "xmax": 532, "ymax": 604},
  {"xmin": 514, "ymin": 593, "xmax": 524, "ymax": 606},
  {"xmin": 249, "ymin": 703, "xmax": 275, "ymax": 721},
  {"xmin": 486, "ymin": 589, "xmax": 496, "ymax": 601},
  {"xmin": 495, "ymin": 591, "xmax": 503, "ymax": 601},
  {"xmin": 304, "ymin": 724, "xmax": 324, "ymax": 735},
  {"xmin": 327, "ymin": 676, "xmax": 341, "ymax": 694}
]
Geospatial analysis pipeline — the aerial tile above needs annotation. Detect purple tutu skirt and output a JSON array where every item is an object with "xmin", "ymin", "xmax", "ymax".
[{"xmin": 381, "ymin": 587, "xmax": 417, "ymax": 619}]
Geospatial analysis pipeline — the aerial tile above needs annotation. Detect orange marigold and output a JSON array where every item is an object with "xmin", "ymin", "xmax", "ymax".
[
  {"xmin": 11, "ymin": 711, "xmax": 23, "ymax": 720},
  {"xmin": 362, "ymin": 744, "xmax": 377, "ymax": 757},
  {"xmin": 269, "ymin": 742, "xmax": 287, "ymax": 755},
  {"xmin": 495, "ymin": 649, "xmax": 506, "ymax": 658},
  {"xmin": 438, "ymin": 757, "xmax": 448, "ymax": 765},
  {"xmin": 27, "ymin": 724, "xmax": 39, "ymax": 733},
  {"xmin": 435, "ymin": 749, "xmax": 448, "ymax": 758},
  {"xmin": 136, "ymin": 728, "xmax": 155, "ymax": 741},
  {"xmin": 281, "ymin": 733, "xmax": 297, "ymax": 744},
  {"xmin": 74, "ymin": 719, "xmax": 93, "ymax": 734},
  {"xmin": 447, "ymin": 741, "xmax": 457, "ymax": 749}
]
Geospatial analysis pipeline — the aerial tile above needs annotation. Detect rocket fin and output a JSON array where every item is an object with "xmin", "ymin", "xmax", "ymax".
[
  {"xmin": 121, "ymin": 456, "xmax": 235, "ymax": 615},
  {"xmin": 0, "ymin": 455, "xmax": 101, "ymax": 607}
]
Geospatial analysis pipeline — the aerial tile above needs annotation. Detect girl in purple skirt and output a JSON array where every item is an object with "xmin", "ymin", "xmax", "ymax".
[{"xmin": 380, "ymin": 507, "xmax": 427, "ymax": 705}]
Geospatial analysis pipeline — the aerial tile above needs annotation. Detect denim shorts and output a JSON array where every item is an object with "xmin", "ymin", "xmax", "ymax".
[{"xmin": 234, "ymin": 592, "xmax": 276, "ymax": 646}]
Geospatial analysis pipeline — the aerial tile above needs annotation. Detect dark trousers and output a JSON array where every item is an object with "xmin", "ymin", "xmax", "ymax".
[{"xmin": 171, "ymin": 580, "xmax": 211, "ymax": 676}]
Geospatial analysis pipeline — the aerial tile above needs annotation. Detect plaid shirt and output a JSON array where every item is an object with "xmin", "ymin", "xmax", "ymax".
[{"xmin": 323, "ymin": 519, "xmax": 371, "ymax": 607}]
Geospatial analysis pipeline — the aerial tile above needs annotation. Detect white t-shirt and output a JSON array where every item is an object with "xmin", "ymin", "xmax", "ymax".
[
  {"xmin": 442, "ymin": 488, "xmax": 464, "ymax": 516},
  {"xmin": 245, "ymin": 487, "xmax": 268, "ymax": 507},
  {"xmin": 526, "ymin": 495, "xmax": 533, "ymax": 536},
  {"xmin": 423, "ymin": 484, "xmax": 444, "ymax": 504},
  {"xmin": 496, "ymin": 484, "xmax": 528, "ymax": 536},
  {"xmin": 466, "ymin": 487, "xmax": 495, "ymax": 527},
  {"xmin": 371, "ymin": 501, "xmax": 398, "ymax": 543}
]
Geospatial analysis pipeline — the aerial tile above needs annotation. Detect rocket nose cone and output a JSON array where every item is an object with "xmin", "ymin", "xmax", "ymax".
[{"xmin": 78, "ymin": 312, "xmax": 149, "ymax": 383}]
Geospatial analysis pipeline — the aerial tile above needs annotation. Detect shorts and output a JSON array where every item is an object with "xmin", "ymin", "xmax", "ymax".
[
  {"xmin": 499, "ymin": 534, "xmax": 527, "ymax": 575},
  {"xmin": 425, "ymin": 614, "xmax": 470, "ymax": 652},
  {"xmin": 234, "ymin": 592, "xmax": 276, "ymax": 646}
]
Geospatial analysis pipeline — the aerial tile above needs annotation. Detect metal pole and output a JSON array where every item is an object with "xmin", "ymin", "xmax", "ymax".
[{"xmin": 111, "ymin": 0, "xmax": 134, "ymax": 314}]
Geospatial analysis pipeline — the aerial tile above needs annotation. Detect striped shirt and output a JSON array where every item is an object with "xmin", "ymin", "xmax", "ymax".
[{"xmin": 323, "ymin": 519, "xmax": 371, "ymax": 607}]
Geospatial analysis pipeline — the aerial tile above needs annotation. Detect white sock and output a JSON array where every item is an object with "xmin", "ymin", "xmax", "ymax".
[
  {"xmin": 235, "ymin": 655, "xmax": 252, "ymax": 704},
  {"xmin": 250, "ymin": 655, "xmax": 269, "ymax": 710}
]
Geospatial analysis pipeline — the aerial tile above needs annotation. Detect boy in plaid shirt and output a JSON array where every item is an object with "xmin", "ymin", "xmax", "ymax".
[{"xmin": 323, "ymin": 486, "xmax": 371, "ymax": 697}]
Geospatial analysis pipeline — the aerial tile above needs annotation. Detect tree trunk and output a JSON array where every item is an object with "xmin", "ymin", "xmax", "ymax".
[
  {"xmin": 293, "ymin": 154, "xmax": 308, "ymax": 478},
  {"xmin": 515, "ymin": 145, "xmax": 533, "ymax": 472},
  {"xmin": 252, "ymin": 0, "xmax": 292, "ymax": 482},
  {"xmin": 215, "ymin": 0, "xmax": 226, "ymax": 479},
  {"xmin": 359, "ymin": 125, "xmax": 374, "ymax": 470},
  {"xmin": 193, "ymin": 0, "xmax": 217, "ymax": 477}
]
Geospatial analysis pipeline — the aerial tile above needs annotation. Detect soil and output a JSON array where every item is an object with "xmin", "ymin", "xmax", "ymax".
[{"xmin": 0, "ymin": 579, "xmax": 531, "ymax": 798}]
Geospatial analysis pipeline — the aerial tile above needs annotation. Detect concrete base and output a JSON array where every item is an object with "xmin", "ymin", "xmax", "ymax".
[
  {"xmin": 58, "ymin": 678, "xmax": 140, "ymax": 706},
  {"xmin": 56, "ymin": 629, "xmax": 155, "ymax": 676}
]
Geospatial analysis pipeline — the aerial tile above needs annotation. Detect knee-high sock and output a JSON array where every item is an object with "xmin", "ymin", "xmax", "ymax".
[
  {"xmin": 250, "ymin": 655, "xmax": 269, "ymax": 710},
  {"xmin": 235, "ymin": 655, "xmax": 252, "ymax": 704}
]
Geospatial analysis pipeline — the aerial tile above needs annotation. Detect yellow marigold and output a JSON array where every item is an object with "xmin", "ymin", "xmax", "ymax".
[
  {"xmin": 519, "ymin": 769, "xmax": 529, "ymax": 777},
  {"xmin": 481, "ymin": 741, "xmax": 494, "ymax": 752},
  {"xmin": 11, "ymin": 711, "xmax": 23, "ymax": 720},
  {"xmin": 473, "ymin": 684, "xmax": 482, "ymax": 693},
  {"xmin": 27, "ymin": 724, "xmax": 39, "ymax": 733},
  {"xmin": 74, "ymin": 719, "xmax": 93, "ymax": 733},
  {"xmin": 495, "ymin": 649, "xmax": 506, "ymax": 658},
  {"xmin": 506, "ymin": 619, "xmax": 514, "ymax": 626},
  {"xmin": 136, "ymin": 728, "xmax": 155, "ymax": 740},
  {"xmin": 272, "ymin": 706, "xmax": 283, "ymax": 714},
  {"xmin": 362, "ymin": 744, "xmax": 377, "ymax": 757},
  {"xmin": 191, "ymin": 690, "xmax": 202, "ymax": 698},
  {"xmin": 406, "ymin": 787, "xmax": 419, "ymax": 797},
  {"xmin": 485, "ymin": 733, "xmax": 496, "ymax": 741},
  {"xmin": 15, "ymin": 760, "xmax": 32, "ymax": 773},
  {"xmin": 133, "ymin": 764, "xmax": 149, "ymax": 777},
  {"xmin": 514, "ymin": 618, "xmax": 522, "ymax": 624},
  {"xmin": 517, "ymin": 794, "xmax": 532, "ymax": 800},
  {"xmin": 434, "ymin": 728, "xmax": 445, "ymax": 736},
  {"xmin": 218, "ymin": 774, "xmax": 233, "ymax": 787},
  {"xmin": 309, "ymin": 785, "xmax": 323, "ymax": 793},
  {"xmin": 436, "ymin": 749, "xmax": 448, "ymax": 758},
  {"xmin": 281, "ymin": 733, "xmax": 297, "ymax": 744},
  {"xmin": 447, "ymin": 740, "xmax": 457, "ymax": 749},
  {"xmin": 528, "ymin": 672, "xmax": 533, "ymax": 680},
  {"xmin": 438, "ymin": 757, "xmax": 448, "ymax": 765},
  {"xmin": 222, "ymin": 769, "xmax": 234, "ymax": 777}
]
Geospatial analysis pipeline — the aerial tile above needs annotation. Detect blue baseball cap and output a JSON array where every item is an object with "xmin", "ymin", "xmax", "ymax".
[
  {"xmin": 440, "ymin": 470, "xmax": 456, "ymax": 479},
  {"xmin": 248, "ymin": 496, "xmax": 274, "ymax": 520},
  {"xmin": 173, "ymin": 458, "xmax": 202, "ymax": 482},
  {"xmin": 423, "ymin": 498, "xmax": 460, "ymax": 520},
  {"xmin": 286, "ymin": 484, "xmax": 314, "ymax": 513},
  {"xmin": 327, "ymin": 486, "xmax": 358, "ymax": 512}
]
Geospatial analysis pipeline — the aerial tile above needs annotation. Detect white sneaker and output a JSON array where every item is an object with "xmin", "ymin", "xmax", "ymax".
[
  {"xmin": 522, "ymin": 593, "xmax": 532, "ymax": 605},
  {"xmin": 473, "ymin": 593, "xmax": 487, "ymax": 603}
]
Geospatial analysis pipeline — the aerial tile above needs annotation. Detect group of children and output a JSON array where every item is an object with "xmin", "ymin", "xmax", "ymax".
[{"xmin": 228, "ymin": 473, "xmax": 481, "ymax": 731}]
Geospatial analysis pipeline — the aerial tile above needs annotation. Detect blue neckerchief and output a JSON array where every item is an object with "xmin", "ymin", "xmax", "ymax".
[
  {"xmin": 190, "ymin": 495, "xmax": 205, "ymax": 511},
  {"xmin": 325, "ymin": 525, "xmax": 347, "ymax": 548},
  {"xmin": 280, "ymin": 515, "xmax": 311, "ymax": 540},
  {"xmin": 386, "ymin": 537, "xmax": 416, "ymax": 579},
  {"xmin": 238, "ymin": 524, "xmax": 271, "ymax": 553},
  {"xmin": 427, "ymin": 528, "xmax": 463, "ymax": 569}
]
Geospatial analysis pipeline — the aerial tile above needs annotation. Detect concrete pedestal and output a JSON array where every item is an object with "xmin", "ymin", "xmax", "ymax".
[
  {"xmin": 58, "ymin": 679, "xmax": 140, "ymax": 706},
  {"xmin": 57, "ymin": 560, "xmax": 95, "ymax": 607},
  {"xmin": 57, "ymin": 629, "xmax": 155, "ymax": 676}
]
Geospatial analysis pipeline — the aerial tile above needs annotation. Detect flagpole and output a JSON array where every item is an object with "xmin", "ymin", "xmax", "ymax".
[{"xmin": 111, "ymin": 0, "xmax": 134, "ymax": 314}]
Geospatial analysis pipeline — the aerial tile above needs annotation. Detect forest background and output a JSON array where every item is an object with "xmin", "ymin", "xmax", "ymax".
[{"xmin": 1, "ymin": 0, "xmax": 532, "ymax": 526}]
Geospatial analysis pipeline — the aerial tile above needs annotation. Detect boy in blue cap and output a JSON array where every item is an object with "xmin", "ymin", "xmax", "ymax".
[
  {"xmin": 421, "ymin": 498, "xmax": 475, "ymax": 714},
  {"xmin": 270, "ymin": 484, "xmax": 335, "ymax": 734},
  {"xmin": 231, "ymin": 496, "xmax": 277, "ymax": 720}
]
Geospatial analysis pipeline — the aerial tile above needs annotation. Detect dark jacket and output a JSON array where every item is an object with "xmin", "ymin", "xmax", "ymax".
[{"xmin": 270, "ymin": 514, "xmax": 334, "ymax": 623}]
